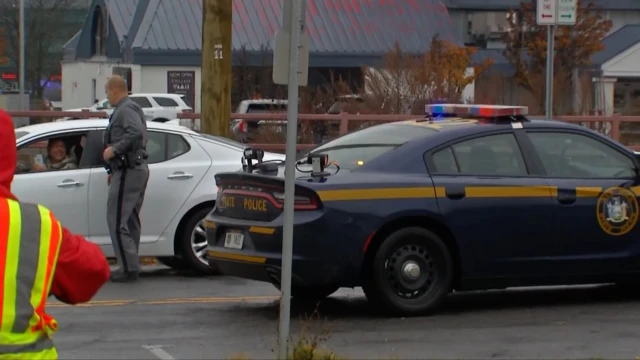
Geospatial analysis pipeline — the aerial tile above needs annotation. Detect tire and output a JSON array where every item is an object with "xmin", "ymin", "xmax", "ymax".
[
  {"xmin": 176, "ymin": 207, "xmax": 219, "ymax": 275},
  {"xmin": 364, "ymin": 227, "xmax": 453, "ymax": 316},
  {"xmin": 273, "ymin": 284, "xmax": 339, "ymax": 301},
  {"xmin": 156, "ymin": 256, "xmax": 190, "ymax": 270}
]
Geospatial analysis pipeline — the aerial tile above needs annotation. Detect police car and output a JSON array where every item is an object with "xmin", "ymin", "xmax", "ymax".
[{"xmin": 205, "ymin": 104, "xmax": 640, "ymax": 316}]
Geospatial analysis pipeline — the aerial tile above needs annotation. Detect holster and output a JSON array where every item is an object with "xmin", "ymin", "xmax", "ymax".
[{"xmin": 124, "ymin": 149, "xmax": 148, "ymax": 169}]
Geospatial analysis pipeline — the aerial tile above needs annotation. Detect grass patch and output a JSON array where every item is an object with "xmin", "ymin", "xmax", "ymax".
[{"xmin": 229, "ymin": 306, "xmax": 346, "ymax": 360}]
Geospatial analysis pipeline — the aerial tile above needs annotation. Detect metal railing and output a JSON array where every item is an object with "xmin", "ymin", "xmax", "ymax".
[{"xmin": 8, "ymin": 110, "xmax": 640, "ymax": 152}]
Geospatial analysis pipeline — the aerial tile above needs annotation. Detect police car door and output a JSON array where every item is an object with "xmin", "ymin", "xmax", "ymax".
[
  {"xmin": 522, "ymin": 129, "xmax": 640, "ymax": 275},
  {"xmin": 425, "ymin": 130, "xmax": 557, "ymax": 279}
]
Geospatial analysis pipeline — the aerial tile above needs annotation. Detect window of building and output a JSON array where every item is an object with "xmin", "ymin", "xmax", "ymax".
[{"xmin": 91, "ymin": 7, "xmax": 107, "ymax": 56}]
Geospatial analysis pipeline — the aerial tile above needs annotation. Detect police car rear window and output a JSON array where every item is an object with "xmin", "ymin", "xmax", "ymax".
[{"xmin": 303, "ymin": 124, "xmax": 436, "ymax": 170}]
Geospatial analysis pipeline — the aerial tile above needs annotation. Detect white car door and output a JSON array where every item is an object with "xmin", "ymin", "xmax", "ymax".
[
  {"xmin": 87, "ymin": 130, "xmax": 211, "ymax": 245},
  {"xmin": 13, "ymin": 130, "xmax": 93, "ymax": 236}
]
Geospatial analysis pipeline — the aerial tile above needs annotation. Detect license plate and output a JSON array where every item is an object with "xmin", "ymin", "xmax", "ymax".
[{"xmin": 224, "ymin": 232, "xmax": 244, "ymax": 249}]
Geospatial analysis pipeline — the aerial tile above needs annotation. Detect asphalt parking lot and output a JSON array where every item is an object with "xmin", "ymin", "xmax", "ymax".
[{"xmin": 48, "ymin": 266, "xmax": 640, "ymax": 360}]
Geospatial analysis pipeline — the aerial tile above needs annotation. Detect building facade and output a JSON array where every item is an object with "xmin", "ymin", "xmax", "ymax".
[{"xmin": 61, "ymin": 0, "xmax": 459, "ymax": 112}]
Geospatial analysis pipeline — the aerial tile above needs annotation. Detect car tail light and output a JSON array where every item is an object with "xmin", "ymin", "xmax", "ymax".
[
  {"xmin": 239, "ymin": 121, "xmax": 247, "ymax": 133},
  {"xmin": 272, "ymin": 192, "xmax": 318, "ymax": 210}
]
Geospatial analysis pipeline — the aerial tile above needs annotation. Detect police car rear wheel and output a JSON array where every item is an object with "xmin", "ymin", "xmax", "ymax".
[{"xmin": 368, "ymin": 227, "xmax": 453, "ymax": 315}]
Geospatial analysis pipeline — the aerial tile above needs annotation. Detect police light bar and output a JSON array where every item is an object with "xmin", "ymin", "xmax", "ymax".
[{"xmin": 426, "ymin": 104, "xmax": 528, "ymax": 117}]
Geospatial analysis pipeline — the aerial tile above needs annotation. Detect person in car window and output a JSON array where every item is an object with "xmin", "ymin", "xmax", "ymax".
[{"xmin": 32, "ymin": 138, "xmax": 78, "ymax": 172}]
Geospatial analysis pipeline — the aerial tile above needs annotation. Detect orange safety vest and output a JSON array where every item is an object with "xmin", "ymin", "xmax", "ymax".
[{"xmin": 0, "ymin": 198, "xmax": 62, "ymax": 359}]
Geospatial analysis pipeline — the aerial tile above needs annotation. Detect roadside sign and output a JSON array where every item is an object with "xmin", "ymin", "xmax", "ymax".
[
  {"xmin": 557, "ymin": 0, "xmax": 578, "ymax": 25},
  {"xmin": 536, "ymin": 0, "xmax": 557, "ymax": 25}
]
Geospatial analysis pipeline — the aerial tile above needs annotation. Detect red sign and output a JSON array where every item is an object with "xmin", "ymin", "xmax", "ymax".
[
  {"xmin": 1, "ymin": 73, "xmax": 16, "ymax": 80},
  {"xmin": 49, "ymin": 74, "xmax": 61, "ymax": 81}
]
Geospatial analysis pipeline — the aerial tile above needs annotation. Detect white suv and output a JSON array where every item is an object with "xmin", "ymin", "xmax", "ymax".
[{"xmin": 60, "ymin": 93, "xmax": 193, "ymax": 122}]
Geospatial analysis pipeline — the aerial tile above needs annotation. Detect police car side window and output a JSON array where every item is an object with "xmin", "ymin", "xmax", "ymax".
[
  {"xmin": 528, "ymin": 132, "xmax": 635, "ymax": 178},
  {"xmin": 450, "ymin": 134, "xmax": 528, "ymax": 176},
  {"xmin": 431, "ymin": 147, "xmax": 459, "ymax": 174}
]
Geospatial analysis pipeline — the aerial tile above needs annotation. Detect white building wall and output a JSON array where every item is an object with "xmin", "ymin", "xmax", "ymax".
[
  {"xmin": 140, "ymin": 66, "xmax": 202, "ymax": 112},
  {"xmin": 602, "ymin": 41, "xmax": 640, "ymax": 78},
  {"xmin": 61, "ymin": 60, "xmax": 142, "ymax": 110}
]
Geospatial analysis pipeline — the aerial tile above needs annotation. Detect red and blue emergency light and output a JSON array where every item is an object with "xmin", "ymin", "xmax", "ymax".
[{"xmin": 426, "ymin": 104, "xmax": 528, "ymax": 118}]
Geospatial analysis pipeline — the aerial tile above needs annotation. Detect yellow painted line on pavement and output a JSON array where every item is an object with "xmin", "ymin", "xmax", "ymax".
[{"xmin": 47, "ymin": 295, "xmax": 279, "ymax": 308}]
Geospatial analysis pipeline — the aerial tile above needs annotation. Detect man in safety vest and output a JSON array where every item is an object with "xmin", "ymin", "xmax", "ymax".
[{"xmin": 0, "ymin": 109, "xmax": 111, "ymax": 359}]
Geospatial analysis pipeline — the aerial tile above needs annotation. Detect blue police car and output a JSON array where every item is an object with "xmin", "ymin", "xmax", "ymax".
[{"xmin": 206, "ymin": 104, "xmax": 640, "ymax": 316}]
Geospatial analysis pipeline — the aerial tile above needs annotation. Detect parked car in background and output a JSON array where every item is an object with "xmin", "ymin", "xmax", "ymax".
[
  {"xmin": 58, "ymin": 93, "xmax": 192, "ymax": 122},
  {"xmin": 231, "ymin": 99, "xmax": 288, "ymax": 142},
  {"xmin": 13, "ymin": 119, "xmax": 284, "ymax": 274}
]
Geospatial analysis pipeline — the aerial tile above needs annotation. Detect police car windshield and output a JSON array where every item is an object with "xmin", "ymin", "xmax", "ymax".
[{"xmin": 301, "ymin": 123, "xmax": 436, "ymax": 170}]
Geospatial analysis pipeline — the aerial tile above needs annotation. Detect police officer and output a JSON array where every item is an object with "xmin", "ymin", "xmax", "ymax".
[{"xmin": 103, "ymin": 75, "xmax": 149, "ymax": 283}]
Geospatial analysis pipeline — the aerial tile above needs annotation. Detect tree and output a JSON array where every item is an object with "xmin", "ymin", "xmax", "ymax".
[
  {"xmin": 0, "ymin": 27, "xmax": 7, "ymax": 65},
  {"xmin": 503, "ymin": 0, "xmax": 612, "ymax": 111},
  {"xmin": 0, "ymin": 0, "xmax": 87, "ymax": 98},
  {"xmin": 364, "ymin": 35, "xmax": 493, "ymax": 114}
]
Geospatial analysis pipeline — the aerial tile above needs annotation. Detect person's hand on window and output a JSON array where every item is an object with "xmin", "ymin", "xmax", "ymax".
[{"xmin": 32, "ymin": 163, "xmax": 47, "ymax": 172}]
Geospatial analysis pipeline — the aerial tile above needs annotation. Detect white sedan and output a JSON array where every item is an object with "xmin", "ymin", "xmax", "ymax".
[{"xmin": 13, "ymin": 119, "xmax": 284, "ymax": 274}]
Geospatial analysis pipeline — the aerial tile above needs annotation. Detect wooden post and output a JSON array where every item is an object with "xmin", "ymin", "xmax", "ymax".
[{"xmin": 200, "ymin": 0, "xmax": 232, "ymax": 136}]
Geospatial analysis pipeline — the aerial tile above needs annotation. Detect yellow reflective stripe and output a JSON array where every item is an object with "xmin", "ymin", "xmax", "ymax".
[
  {"xmin": 1, "ymin": 201, "xmax": 21, "ymax": 335},
  {"xmin": 39, "ymin": 205, "xmax": 59, "ymax": 291},
  {"xmin": 26, "ymin": 206, "xmax": 53, "ymax": 332}
]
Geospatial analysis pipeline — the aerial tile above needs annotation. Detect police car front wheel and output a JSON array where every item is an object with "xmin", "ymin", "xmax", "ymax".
[{"xmin": 365, "ymin": 227, "xmax": 453, "ymax": 316}]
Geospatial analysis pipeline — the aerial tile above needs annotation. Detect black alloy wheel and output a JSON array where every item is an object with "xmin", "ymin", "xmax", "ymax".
[{"xmin": 364, "ymin": 227, "xmax": 453, "ymax": 316}]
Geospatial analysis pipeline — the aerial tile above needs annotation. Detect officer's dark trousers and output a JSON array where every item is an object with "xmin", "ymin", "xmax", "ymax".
[{"xmin": 107, "ymin": 164, "xmax": 149, "ymax": 273}]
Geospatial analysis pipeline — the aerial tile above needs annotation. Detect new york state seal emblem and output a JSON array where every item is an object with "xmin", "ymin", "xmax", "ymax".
[{"xmin": 596, "ymin": 187, "xmax": 639, "ymax": 236}]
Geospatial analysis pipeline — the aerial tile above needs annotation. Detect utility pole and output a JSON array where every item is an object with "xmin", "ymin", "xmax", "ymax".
[
  {"xmin": 200, "ymin": 0, "xmax": 232, "ymax": 136},
  {"xmin": 19, "ymin": 0, "xmax": 25, "ymax": 111}
]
